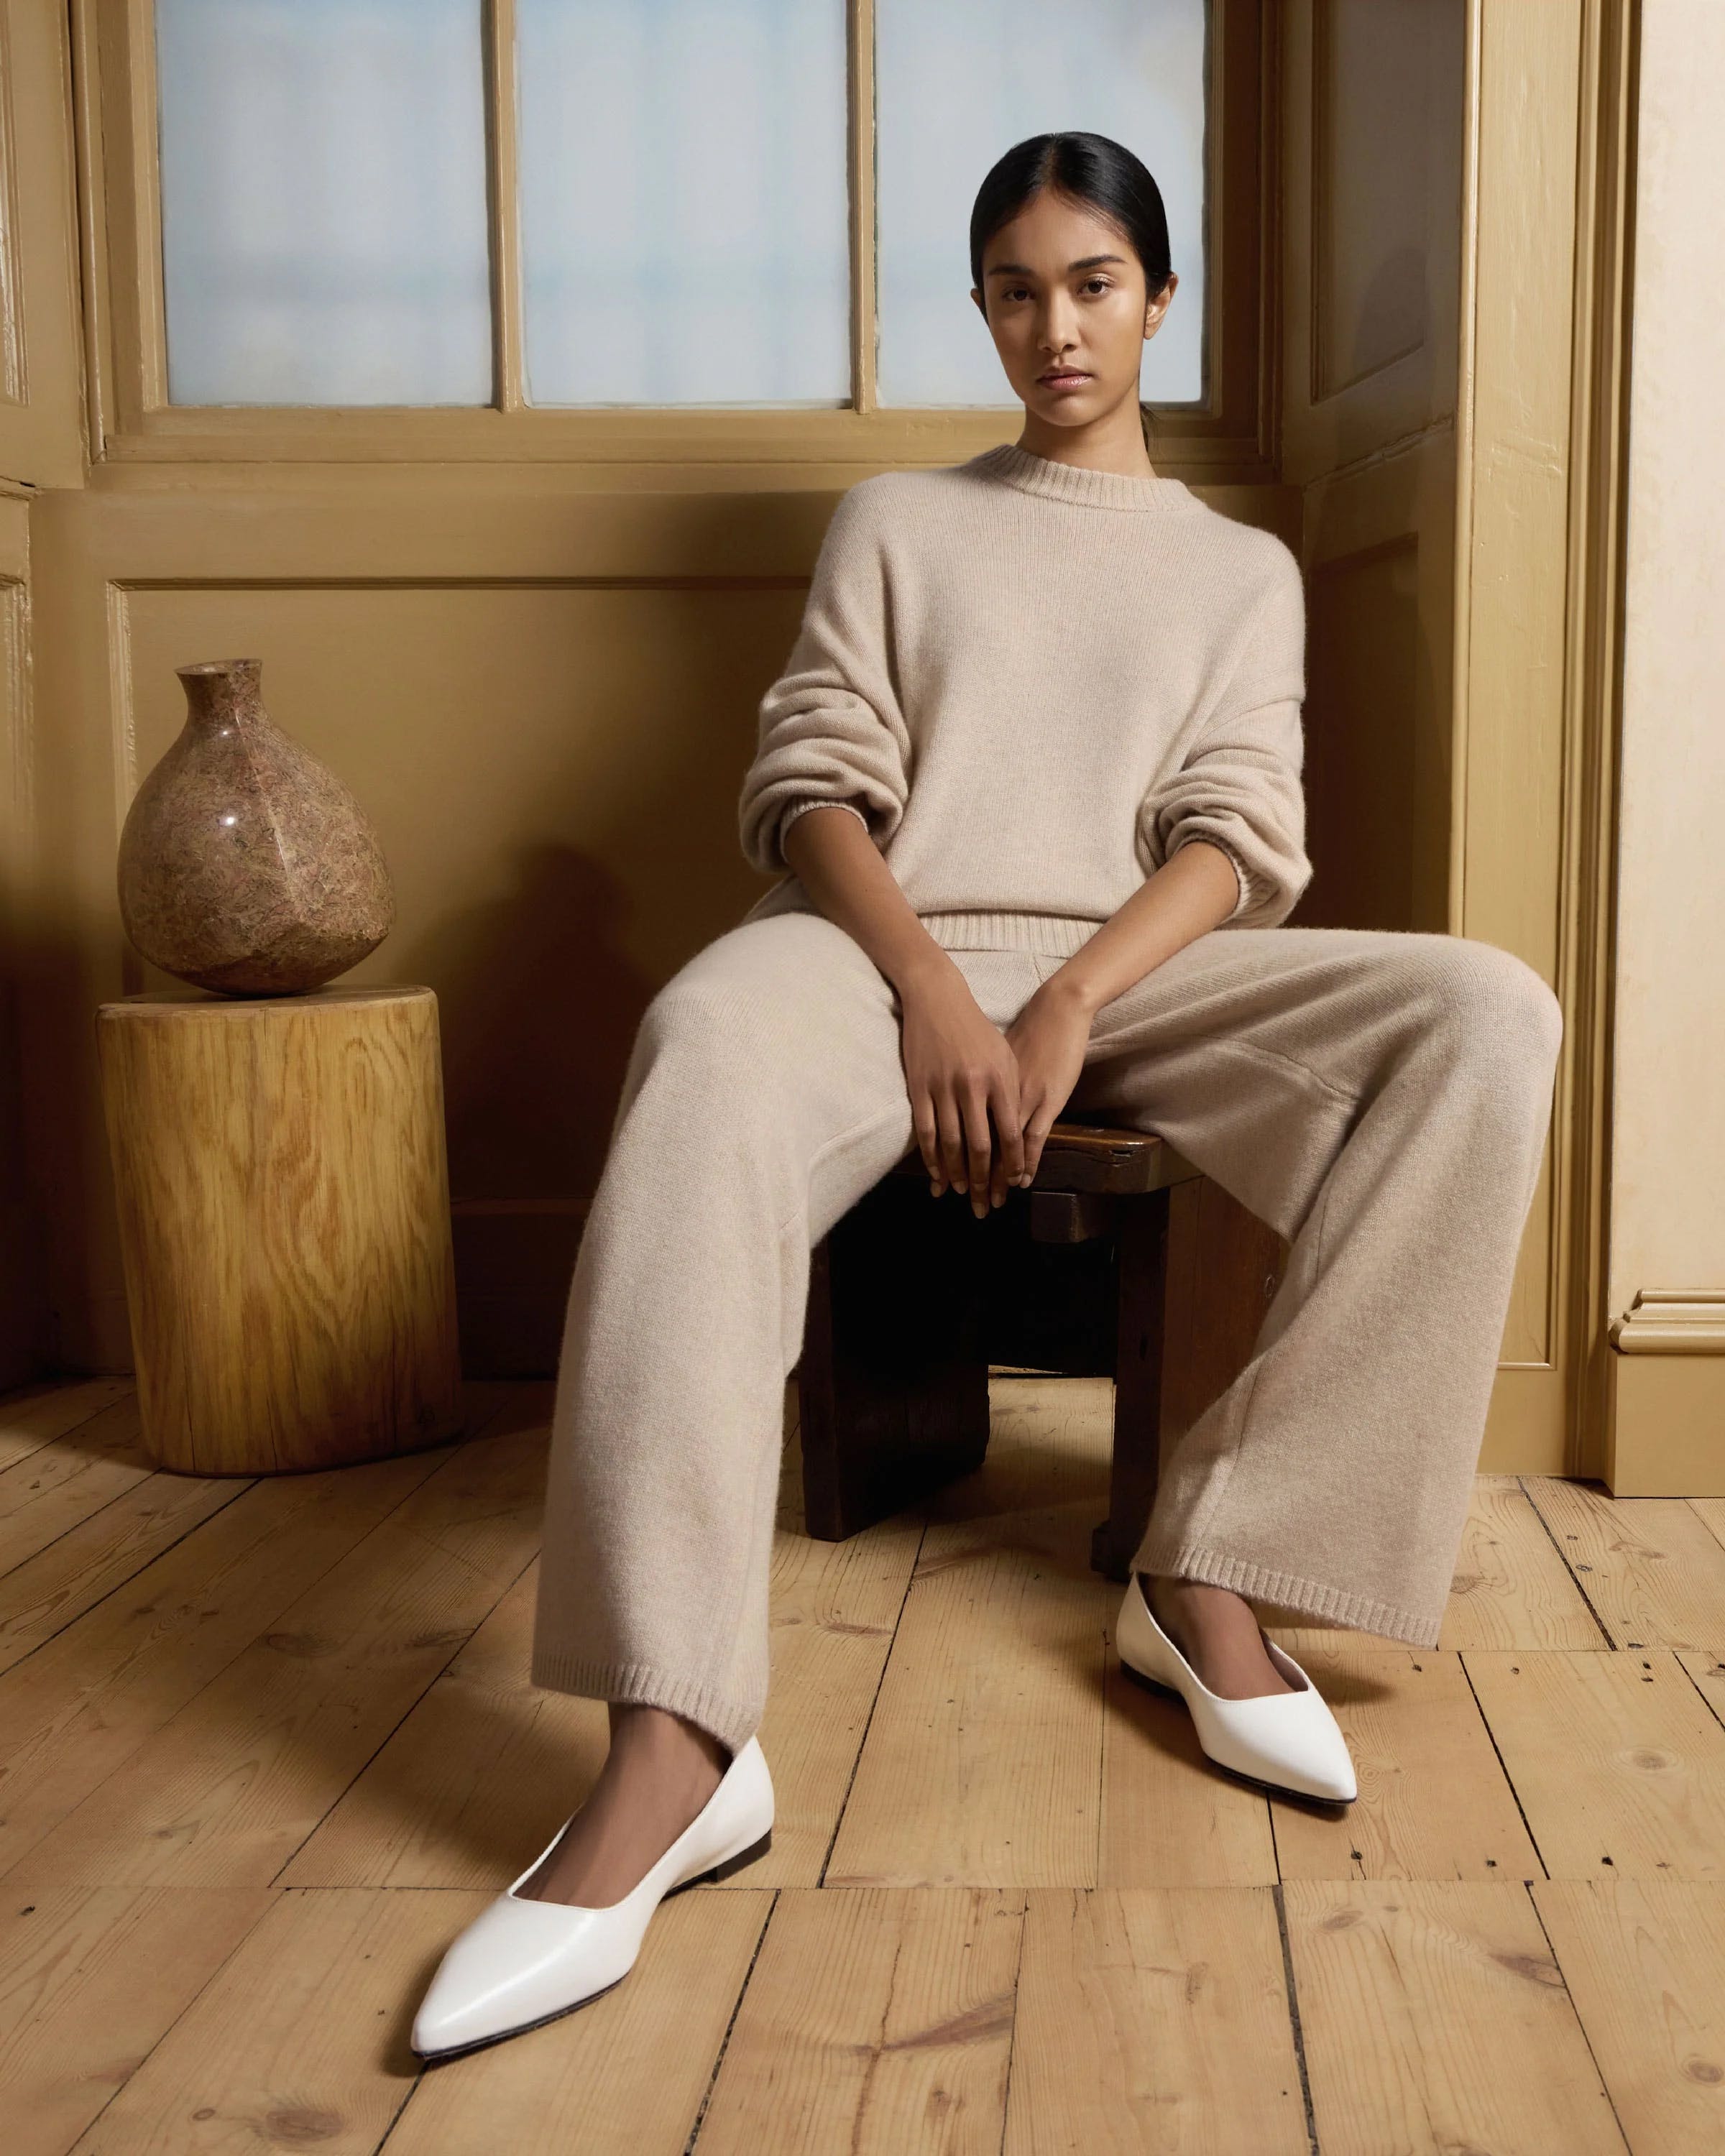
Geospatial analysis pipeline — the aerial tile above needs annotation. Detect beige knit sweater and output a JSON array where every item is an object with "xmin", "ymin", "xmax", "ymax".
[{"xmin": 735, "ymin": 439, "xmax": 1312, "ymax": 959}]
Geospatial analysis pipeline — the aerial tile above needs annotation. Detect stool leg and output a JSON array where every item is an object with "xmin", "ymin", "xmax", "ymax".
[
  {"xmin": 799, "ymin": 1176, "xmax": 992, "ymax": 1540},
  {"xmin": 1092, "ymin": 1187, "xmax": 1171, "ymax": 1578}
]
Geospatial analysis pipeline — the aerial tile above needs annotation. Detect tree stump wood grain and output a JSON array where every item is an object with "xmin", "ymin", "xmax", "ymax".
[{"xmin": 96, "ymin": 985, "xmax": 464, "ymax": 1475}]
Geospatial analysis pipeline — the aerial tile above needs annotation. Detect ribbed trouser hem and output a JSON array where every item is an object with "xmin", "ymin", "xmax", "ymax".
[
  {"xmin": 1130, "ymin": 1537, "xmax": 1443, "ymax": 1649},
  {"xmin": 529, "ymin": 1649, "xmax": 760, "ymax": 1761}
]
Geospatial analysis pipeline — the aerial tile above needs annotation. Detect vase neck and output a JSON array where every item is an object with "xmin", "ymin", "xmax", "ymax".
[{"xmin": 178, "ymin": 659, "xmax": 262, "ymax": 727}]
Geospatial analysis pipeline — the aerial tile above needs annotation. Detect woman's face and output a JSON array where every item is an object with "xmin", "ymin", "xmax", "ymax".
[{"xmin": 972, "ymin": 188, "xmax": 1177, "ymax": 429}]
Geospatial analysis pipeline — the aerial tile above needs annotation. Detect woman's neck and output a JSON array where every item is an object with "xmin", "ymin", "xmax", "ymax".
[
  {"xmin": 972, "ymin": 441, "xmax": 1194, "ymax": 514},
  {"xmin": 1014, "ymin": 413, "xmax": 1158, "ymax": 482}
]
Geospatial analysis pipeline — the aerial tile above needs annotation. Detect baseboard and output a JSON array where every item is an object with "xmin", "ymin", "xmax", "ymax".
[{"xmin": 1604, "ymin": 1290, "xmax": 1725, "ymax": 1493}]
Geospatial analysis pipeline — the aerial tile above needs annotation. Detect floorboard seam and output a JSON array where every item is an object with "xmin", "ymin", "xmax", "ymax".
[
  {"xmin": 1455, "ymin": 1646, "xmax": 1552, "ymax": 1879},
  {"xmin": 995, "ymin": 1895, "xmax": 1029, "ymax": 2156},
  {"xmin": 1673, "ymin": 1647, "xmax": 1725, "ymax": 1736},
  {"xmin": 813, "ymin": 1513, "xmax": 929, "ymax": 1888},
  {"xmin": 1271, "ymin": 1880, "xmax": 1322, "ymax": 2156},
  {"xmin": 1522, "ymin": 1879, "xmax": 1635, "ymax": 2155},
  {"xmin": 1517, "ymin": 1475, "xmax": 1619, "ymax": 1646},
  {"xmin": 681, "ymin": 1887, "xmax": 781, "ymax": 2155}
]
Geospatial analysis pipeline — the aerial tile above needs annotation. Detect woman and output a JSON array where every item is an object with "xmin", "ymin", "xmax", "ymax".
[{"xmin": 410, "ymin": 132, "xmax": 1563, "ymax": 2060}]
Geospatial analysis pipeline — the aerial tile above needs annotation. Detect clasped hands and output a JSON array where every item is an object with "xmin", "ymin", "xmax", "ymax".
[{"xmin": 896, "ymin": 959, "xmax": 1096, "ymax": 1220}]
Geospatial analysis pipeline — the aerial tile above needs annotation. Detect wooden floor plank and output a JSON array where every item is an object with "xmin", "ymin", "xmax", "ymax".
[
  {"xmin": 0, "ymin": 1471, "xmax": 248, "ymax": 1673},
  {"xmin": 1004, "ymin": 1887, "xmax": 1307, "ymax": 2155},
  {"xmin": 755, "ymin": 1514, "xmax": 929, "ymax": 1883},
  {"xmin": 1683, "ymin": 1649, "xmax": 1725, "ymax": 1735},
  {"xmin": 1269, "ymin": 1646, "xmax": 1545, "ymax": 1882},
  {"xmin": 1533, "ymin": 1878, "xmax": 1725, "ymax": 2156},
  {"xmin": 1442, "ymin": 1475, "xmax": 1613, "ymax": 1648},
  {"xmin": 1522, "ymin": 1478, "xmax": 1725, "ymax": 1649},
  {"xmin": 1284, "ymin": 1880, "xmax": 1627, "ymax": 2155},
  {"xmin": 0, "ymin": 1886, "xmax": 273, "ymax": 2156},
  {"xmin": 0, "ymin": 1445, "xmax": 464, "ymax": 1876},
  {"xmin": 1693, "ymin": 1498, "xmax": 1725, "ymax": 1563},
  {"xmin": 822, "ymin": 1378, "xmax": 1111, "ymax": 1888},
  {"xmin": 277, "ymin": 1564, "xmax": 602, "ymax": 1890},
  {"xmin": 0, "ymin": 1380, "xmax": 136, "ymax": 1476},
  {"xmin": 0, "ymin": 1397, "xmax": 153, "ymax": 1577},
  {"xmin": 694, "ymin": 1887, "xmax": 1021, "ymax": 2155},
  {"xmin": 1464, "ymin": 1648, "xmax": 1725, "ymax": 1879},
  {"xmin": 60, "ymin": 1888, "xmax": 456, "ymax": 2156},
  {"xmin": 4, "ymin": 1407, "xmax": 548, "ymax": 1889},
  {"xmin": 1098, "ymin": 1648, "xmax": 1280, "ymax": 1887}
]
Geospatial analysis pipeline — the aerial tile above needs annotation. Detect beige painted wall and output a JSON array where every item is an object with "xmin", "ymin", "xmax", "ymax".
[{"xmin": 1609, "ymin": 0, "xmax": 1725, "ymax": 1316}]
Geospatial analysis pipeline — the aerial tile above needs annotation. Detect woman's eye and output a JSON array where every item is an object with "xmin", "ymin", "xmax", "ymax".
[{"xmin": 1083, "ymin": 277, "xmax": 1110, "ymax": 295}]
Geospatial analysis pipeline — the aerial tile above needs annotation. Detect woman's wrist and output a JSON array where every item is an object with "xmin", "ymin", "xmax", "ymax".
[
  {"xmin": 1029, "ymin": 963, "xmax": 1108, "ymax": 1021},
  {"xmin": 883, "ymin": 937, "xmax": 960, "ymax": 997}
]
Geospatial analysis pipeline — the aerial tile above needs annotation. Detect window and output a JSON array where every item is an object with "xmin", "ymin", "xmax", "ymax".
[
  {"xmin": 96, "ymin": 0, "xmax": 1264, "ymax": 460},
  {"xmin": 155, "ymin": 0, "xmax": 493, "ymax": 405},
  {"xmin": 517, "ymin": 0, "xmax": 851, "ymax": 406},
  {"xmin": 875, "ymin": 0, "xmax": 1205, "ymax": 407}
]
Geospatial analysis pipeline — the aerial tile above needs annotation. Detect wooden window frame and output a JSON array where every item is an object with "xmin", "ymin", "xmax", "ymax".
[{"xmin": 73, "ymin": 0, "xmax": 1274, "ymax": 474}]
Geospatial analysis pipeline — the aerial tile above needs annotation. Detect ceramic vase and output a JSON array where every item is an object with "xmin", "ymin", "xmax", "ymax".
[{"xmin": 116, "ymin": 657, "xmax": 395, "ymax": 996}]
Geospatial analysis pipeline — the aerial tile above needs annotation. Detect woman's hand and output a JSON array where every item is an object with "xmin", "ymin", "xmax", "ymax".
[
  {"xmin": 1002, "ymin": 977, "xmax": 1095, "ymax": 1186},
  {"xmin": 896, "ymin": 963, "xmax": 1026, "ymax": 1217}
]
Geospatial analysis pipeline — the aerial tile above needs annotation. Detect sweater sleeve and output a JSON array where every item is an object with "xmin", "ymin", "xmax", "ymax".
[
  {"xmin": 737, "ymin": 484, "xmax": 914, "ymax": 877},
  {"xmin": 1137, "ymin": 538, "xmax": 1313, "ymax": 930}
]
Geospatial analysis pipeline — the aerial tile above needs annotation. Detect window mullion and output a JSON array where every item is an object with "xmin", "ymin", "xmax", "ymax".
[
  {"xmin": 484, "ymin": 0, "xmax": 524, "ymax": 413},
  {"xmin": 850, "ymin": 0, "xmax": 876, "ymax": 414}
]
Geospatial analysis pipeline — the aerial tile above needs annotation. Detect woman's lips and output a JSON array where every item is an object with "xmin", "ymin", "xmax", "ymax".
[{"xmin": 1039, "ymin": 370, "xmax": 1091, "ymax": 391}]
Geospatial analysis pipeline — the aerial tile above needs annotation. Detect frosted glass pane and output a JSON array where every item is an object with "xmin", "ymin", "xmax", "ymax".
[
  {"xmin": 518, "ymin": 0, "xmax": 849, "ymax": 406},
  {"xmin": 877, "ymin": 0, "xmax": 1208, "ymax": 407},
  {"xmin": 156, "ymin": 0, "xmax": 492, "ymax": 405}
]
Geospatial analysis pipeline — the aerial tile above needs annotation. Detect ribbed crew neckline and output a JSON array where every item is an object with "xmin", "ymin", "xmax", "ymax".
[{"xmin": 966, "ymin": 439, "xmax": 1198, "ymax": 513}]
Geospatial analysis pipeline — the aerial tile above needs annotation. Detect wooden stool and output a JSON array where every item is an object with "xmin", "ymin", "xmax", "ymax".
[
  {"xmin": 96, "ymin": 985, "xmax": 464, "ymax": 1475},
  {"xmin": 798, "ymin": 1120, "xmax": 1287, "ymax": 1578}
]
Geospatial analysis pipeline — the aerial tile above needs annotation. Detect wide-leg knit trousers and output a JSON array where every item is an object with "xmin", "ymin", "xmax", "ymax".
[{"xmin": 530, "ymin": 910, "xmax": 1565, "ymax": 1761}]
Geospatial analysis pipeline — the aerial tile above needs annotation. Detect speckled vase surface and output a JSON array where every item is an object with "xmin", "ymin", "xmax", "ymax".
[{"xmin": 116, "ymin": 657, "xmax": 395, "ymax": 996}]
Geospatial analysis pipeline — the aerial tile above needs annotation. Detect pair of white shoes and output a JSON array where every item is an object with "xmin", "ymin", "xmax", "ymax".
[
  {"xmin": 1115, "ymin": 1570, "xmax": 1358, "ymax": 1803},
  {"xmin": 413, "ymin": 1582, "xmax": 1351, "ymax": 2060},
  {"xmin": 410, "ymin": 1734, "xmax": 776, "ymax": 2062}
]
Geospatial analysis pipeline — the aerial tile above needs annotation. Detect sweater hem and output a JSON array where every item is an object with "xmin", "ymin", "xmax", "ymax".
[
  {"xmin": 916, "ymin": 909, "xmax": 1104, "ymax": 958},
  {"xmin": 736, "ymin": 884, "xmax": 1108, "ymax": 959}
]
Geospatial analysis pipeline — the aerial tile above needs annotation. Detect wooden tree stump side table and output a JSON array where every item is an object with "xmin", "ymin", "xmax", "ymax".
[{"xmin": 96, "ymin": 985, "xmax": 465, "ymax": 1475}]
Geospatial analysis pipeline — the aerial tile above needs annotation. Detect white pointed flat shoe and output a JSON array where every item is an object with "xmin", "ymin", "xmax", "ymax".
[
  {"xmin": 410, "ymin": 1733, "xmax": 774, "ymax": 2062},
  {"xmin": 1116, "ymin": 1572, "xmax": 1358, "ymax": 1805}
]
